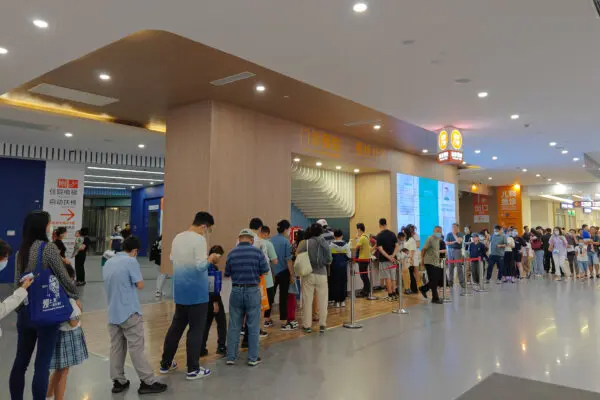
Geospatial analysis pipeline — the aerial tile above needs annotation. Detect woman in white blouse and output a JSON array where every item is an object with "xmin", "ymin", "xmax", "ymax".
[{"xmin": 0, "ymin": 240, "xmax": 33, "ymax": 338}]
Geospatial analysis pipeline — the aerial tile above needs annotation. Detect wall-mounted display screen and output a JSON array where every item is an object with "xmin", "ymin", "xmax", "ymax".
[{"xmin": 396, "ymin": 173, "xmax": 456, "ymax": 244}]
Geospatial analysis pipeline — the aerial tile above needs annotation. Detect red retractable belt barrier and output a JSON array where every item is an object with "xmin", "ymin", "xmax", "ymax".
[
  {"xmin": 445, "ymin": 259, "xmax": 464, "ymax": 264},
  {"xmin": 465, "ymin": 257, "xmax": 482, "ymax": 262},
  {"xmin": 352, "ymin": 261, "xmax": 398, "ymax": 275}
]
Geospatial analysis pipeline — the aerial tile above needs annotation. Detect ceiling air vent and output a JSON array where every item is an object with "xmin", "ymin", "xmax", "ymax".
[
  {"xmin": 0, "ymin": 117, "xmax": 52, "ymax": 131},
  {"xmin": 28, "ymin": 83, "xmax": 119, "ymax": 106},
  {"xmin": 343, "ymin": 119, "xmax": 381, "ymax": 127},
  {"xmin": 210, "ymin": 72, "xmax": 256, "ymax": 86},
  {"xmin": 594, "ymin": 0, "xmax": 600, "ymax": 17}
]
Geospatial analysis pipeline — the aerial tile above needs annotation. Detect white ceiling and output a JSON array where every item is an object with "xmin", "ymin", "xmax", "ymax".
[{"xmin": 1, "ymin": 0, "xmax": 600, "ymax": 185}]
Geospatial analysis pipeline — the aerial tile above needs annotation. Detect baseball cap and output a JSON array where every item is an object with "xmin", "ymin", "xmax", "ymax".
[
  {"xmin": 238, "ymin": 228, "xmax": 255, "ymax": 238},
  {"xmin": 316, "ymin": 219, "xmax": 328, "ymax": 227}
]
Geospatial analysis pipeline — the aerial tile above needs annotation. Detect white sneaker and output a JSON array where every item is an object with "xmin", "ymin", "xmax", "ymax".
[
  {"xmin": 154, "ymin": 291, "xmax": 162, "ymax": 298},
  {"xmin": 341, "ymin": 301, "xmax": 346, "ymax": 307},
  {"xmin": 335, "ymin": 302, "xmax": 341, "ymax": 308},
  {"xmin": 186, "ymin": 367, "xmax": 211, "ymax": 380}
]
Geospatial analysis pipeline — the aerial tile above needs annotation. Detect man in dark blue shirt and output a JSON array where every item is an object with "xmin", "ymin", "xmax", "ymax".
[
  {"xmin": 468, "ymin": 234, "xmax": 487, "ymax": 287},
  {"xmin": 225, "ymin": 229, "xmax": 269, "ymax": 367}
]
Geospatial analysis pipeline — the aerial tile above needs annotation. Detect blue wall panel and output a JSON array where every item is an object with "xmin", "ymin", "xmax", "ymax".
[
  {"xmin": 0, "ymin": 158, "xmax": 45, "ymax": 283},
  {"xmin": 130, "ymin": 184, "xmax": 164, "ymax": 256},
  {"xmin": 291, "ymin": 203, "xmax": 310, "ymax": 229}
]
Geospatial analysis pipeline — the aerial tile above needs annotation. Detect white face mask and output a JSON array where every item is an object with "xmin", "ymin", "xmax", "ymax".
[
  {"xmin": 0, "ymin": 260, "xmax": 8, "ymax": 272},
  {"xmin": 554, "ymin": 230, "xmax": 559, "ymax": 235}
]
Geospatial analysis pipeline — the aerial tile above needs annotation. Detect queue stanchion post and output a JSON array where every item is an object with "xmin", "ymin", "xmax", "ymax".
[
  {"xmin": 442, "ymin": 259, "xmax": 452, "ymax": 303},
  {"xmin": 460, "ymin": 258, "xmax": 473, "ymax": 297},
  {"xmin": 367, "ymin": 259, "xmax": 378, "ymax": 301},
  {"xmin": 344, "ymin": 259, "xmax": 363, "ymax": 329},
  {"xmin": 392, "ymin": 263, "xmax": 408, "ymax": 315},
  {"xmin": 477, "ymin": 257, "xmax": 488, "ymax": 292}
]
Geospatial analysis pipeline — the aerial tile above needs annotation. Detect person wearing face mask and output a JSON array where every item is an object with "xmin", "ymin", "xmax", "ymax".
[
  {"xmin": 468, "ymin": 234, "xmax": 487, "ymax": 287},
  {"xmin": 103, "ymin": 236, "xmax": 167, "ymax": 395},
  {"xmin": 420, "ymin": 226, "xmax": 444, "ymax": 304},
  {"xmin": 531, "ymin": 228, "xmax": 545, "ymax": 277},
  {"xmin": 0, "ymin": 240, "xmax": 34, "ymax": 337},
  {"xmin": 566, "ymin": 229, "xmax": 577, "ymax": 277},
  {"xmin": 503, "ymin": 229, "xmax": 516, "ymax": 283},
  {"xmin": 549, "ymin": 227, "xmax": 569, "ymax": 281},
  {"xmin": 486, "ymin": 225, "xmax": 506, "ymax": 283},
  {"xmin": 445, "ymin": 223, "xmax": 465, "ymax": 287},
  {"xmin": 512, "ymin": 230, "xmax": 526, "ymax": 280}
]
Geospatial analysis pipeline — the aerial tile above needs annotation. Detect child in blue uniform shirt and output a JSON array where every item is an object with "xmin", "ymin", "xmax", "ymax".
[
  {"xmin": 201, "ymin": 245, "xmax": 227, "ymax": 357},
  {"xmin": 468, "ymin": 234, "xmax": 487, "ymax": 287}
]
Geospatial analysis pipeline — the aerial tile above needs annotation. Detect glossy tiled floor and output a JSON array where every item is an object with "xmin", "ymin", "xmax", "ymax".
[{"xmin": 2, "ymin": 276, "xmax": 600, "ymax": 399}]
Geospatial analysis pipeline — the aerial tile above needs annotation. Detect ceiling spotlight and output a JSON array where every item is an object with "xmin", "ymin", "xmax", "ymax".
[
  {"xmin": 536, "ymin": 174, "xmax": 541, "ymax": 177},
  {"xmin": 492, "ymin": 156, "xmax": 498, "ymax": 160},
  {"xmin": 353, "ymin": 2, "xmax": 368, "ymax": 13},
  {"xmin": 549, "ymin": 142, "xmax": 557, "ymax": 147},
  {"xmin": 547, "ymin": 178, "xmax": 552, "ymax": 181},
  {"xmin": 0, "ymin": 47, "xmax": 7, "ymax": 55},
  {"xmin": 422, "ymin": 149, "xmax": 429, "ymax": 154},
  {"xmin": 293, "ymin": 157, "xmax": 301, "ymax": 162},
  {"xmin": 373, "ymin": 124, "xmax": 381, "ymax": 130},
  {"xmin": 138, "ymin": 144, "xmax": 145, "ymax": 148},
  {"xmin": 33, "ymin": 19, "xmax": 49, "ymax": 29},
  {"xmin": 522, "ymin": 168, "xmax": 528, "ymax": 172},
  {"xmin": 488, "ymin": 177, "xmax": 493, "ymax": 180},
  {"xmin": 335, "ymin": 166, "xmax": 342, "ymax": 170},
  {"xmin": 150, "ymin": 181, "xmax": 155, "ymax": 185},
  {"xmin": 99, "ymin": 73, "xmax": 111, "ymax": 81},
  {"xmin": 561, "ymin": 150, "xmax": 568, "ymax": 154},
  {"xmin": 353, "ymin": 169, "xmax": 360, "ymax": 173},
  {"xmin": 474, "ymin": 150, "xmax": 481, "ymax": 154},
  {"xmin": 510, "ymin": 114, "xmax": 520, "ymax": 120},
  {"xmin": 255, "ymin": 84, "xmax": 266, "ymax": 92},
  {"xmin": 477, "ymin": 92, "xmax": 488, "ymax": 98},
  {"xmin": 573, "ymin": 157, "xmax": 580, "ymax": 162},
  {"xmin": 130, "ymin": 186, "xmax": 135, "ymax": 189},
  {"xmin": 64, "ymin": 132, "xmax": 73, "ymax": 138},
  {"xmin": 316, "ymin": 162, "xmax": 323, "ymax": 167}
]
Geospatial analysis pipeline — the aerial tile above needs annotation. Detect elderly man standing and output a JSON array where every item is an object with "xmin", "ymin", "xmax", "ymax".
[
  {"xmin": 225, "ymin": 229, "xmax": 270, "ymax": 367},
  {"xmin": 420, "ymin": 226, "xmax": 444, "ymax": 304},
  {"xmin": 445, "ymin": 223, "xmax": 465, "ymax": 287}
]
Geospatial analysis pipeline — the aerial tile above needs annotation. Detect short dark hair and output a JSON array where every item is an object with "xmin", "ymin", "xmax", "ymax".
[
  {"xmin": 308, "ymin": 223, "xmax": 323, "ymax": 238},
  {"xmin": 397, "ymin": 232, "xmax": 406, "ymax": 239},
  {"xmin": 192, "ymin": 212, "xmax": 214, "ymax": 227},
  {"xmin": 356, "ymin": 223, "xmax": 365, "ymax": 232},
  {"xmin": 249, "ymin": 217, "xmax": 263, "ymax": 231},
  {"xmin": 379, "ymin": 218, "xmax": 387, "ymax": 226},
  {"xmin": 261, "ymin": 226, "xmax": 271, "ymax": 235},
  {"xmin": 277, "ymin": 219, "xmax": 291, "ymax": 234},
  {"xmin": 79, "ymin": 227, "xmax": 89, "ymax": 236},
  {"xmin": 55, "ymin": 227, "xmax": 67, "ymax": 237},
  {"xmin": 494, "ymin": 225, "xmax": 501, "ymax": 230},
  {"xmin": 122, "ymin": 236, "xmax": 141, "ymax": 252},
  {"xmin": 333, "ymin": 229, "xmax": 343, "ymax": 238},
  {"xmin": 0, "ymin": 240, "xmax": 12, "ymax": 259},
  {"xmin": 583, "ymin": 224, "xmax": 589, "ymax": 229},
  {"xmin": 209, "ymin": 245, "xmax": 224, "ymax": 255}
]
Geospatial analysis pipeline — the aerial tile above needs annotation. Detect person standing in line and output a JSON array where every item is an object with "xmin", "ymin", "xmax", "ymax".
[
  {"xmin": 576, "ymin": 237, "xmax": 589, "ymax": 279},
  {"xmin": 420, "ymin": 226, "xmax": 444, "ymax": 304},
  {"xmin": 329, "ymin": 229, "xmax": 351, "ymax": 308},
  {"xmin": 542, "ymin": 228, "xmax": 555, "ymax": 274},
  {"xmin": 225, "ymin": 229, "xmax": 270, "ymax": 366},
  {"xmin": 298, "ymin": 224, "xmax": 332, "ymax": 334},
  {"xmin": 566, "ymin": 229, "xmax": 577, "ymax": 278},
  {"xmin": 468, "ymin": 234, "xmax": 487, "ymax": 287},
  {"xmin": 103, "ymin": 236, "xmax": 167, "ymax": 395},
  {"xmin": 549, "ymin": 227, "xmax": 569, "ymax": 282},
  {"xmin": 512, "ymin": 230, "xmax": 526, "ymax": 279},
  {"xmin": 503, "ymin": 229, "xmax": 515, "ymax": 283},
  {"xmin": 270, "ymin": 220, "xmax": 297, "ymax": 331},
  {"xmin": 121, "ymin": 223, "xmax": 132, "ymax": 240},
  {"xmin": 10, "ymin": 211, "xmax": 80, "ymax": 400},
  {"xmin": 53, "ymin": 227, "xmax": 72, "ymax": 269},
  {"xmin": 403, "ymin": 227, "xmax": 422, "ymax": 294},
  {"xmin": 589, "ymin": 226, "xmax": 600, "ymax": 279},
  {"xmin": 150, "ymin": 235, "xmax": 169, "ymax": 298},
  {"xmin": 0, "ymin": 240, "xmax": 34, "ymax": 337},
  {"xmin": 260, "ymin": 225, "xmax": 279, "ymax": 329},
  {"xmin": 355, "ymin": 223, "xmax": 372, "ymax": 297},
  {"xmin": 109, "ymin": 225, "xmax": 124, "ymax": 252},
  {"xmin": 531, "ymin": 228, "xmax": 545, "ymax": 277},
  {"xmin": 74, "ymin": 228, "xmax": 91, "ymax": 286},
  {"xmin": 376, "ymin": 218, "xmax": 400, "ymax": 301},
  {"xmin": 159, "ymin": 212, "xmax": 218, "ymax": 380},
  {"xmin": 486, "ymin": 225, "xmax": 506, "ymax": 283},
  {"xmin": 445, "ymin": 223, "xmax": 465, "ymax": 287},
  {"xmin": 397, "ymin": 231, "xmax": 412, "ymax": 295},
  {"xmin": 201, "ymin": 245, "xmax": 227, "ymax": 357}
]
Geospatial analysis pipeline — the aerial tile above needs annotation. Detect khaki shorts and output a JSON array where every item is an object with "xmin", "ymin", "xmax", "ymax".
[{"xmin": 379, "ymin": 261, "xmax": 397, "ymax": 280}]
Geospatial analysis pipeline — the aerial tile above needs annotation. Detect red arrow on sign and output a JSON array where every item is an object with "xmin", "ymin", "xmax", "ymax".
[{"xmin": 60, "ymin": 209, "xmax": 75, "ymax": 221}]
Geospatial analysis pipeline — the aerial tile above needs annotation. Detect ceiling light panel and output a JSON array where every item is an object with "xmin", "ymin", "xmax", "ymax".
[
  {"xmin": 33, "ymin": 19, "xmax": 49, "ymax": 28},
  {"xmin": 28, "ymin": 83, "xmax": 119, "ymax": 106},
  {"xmin": 84, "ymin": 174, "xmax": 162, "ymax": 182},
  {"xmin": 0, "ymin": 47, "xmax": 7, "ymax": 55},
  {"xmin": 209, "ymin": 71, "xmax": 256, "ymax": 86},
  {"xmin": 87, "ymin": 166, "xmax": 164, "ymax": 175}
]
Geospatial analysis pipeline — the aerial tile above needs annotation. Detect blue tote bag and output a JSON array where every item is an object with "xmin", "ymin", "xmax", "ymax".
[{"xmin": 27, "ymin": 242, "xmax": 73, "ymax": 327}]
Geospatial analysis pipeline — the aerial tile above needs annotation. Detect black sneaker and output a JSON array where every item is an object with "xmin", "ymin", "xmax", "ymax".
[
  {"xmin": 216, "ymin": 346, "xmax": 227, "ymax": 357},
  {"xmin": 303, "ymin": 327, "xmax": 312, "ymax": 333},
  {"xmin": 419, "ymin": 286, "xmax": 428, "ymax": 299},
  {"xmin": 112, "ymin": 380, "xmax": 130, "ymax": 394},
  {"xmin": 248, "ymin": 357, "xmax": 263, "ymax": 367},
  {"xmin": 259, "ymin": 330, "xmax": 269, "ymax": 338},
  {"xmin": 200, "ymin": 348, "xmax": 209, "ymax": 357},
  {"xmin": 319, "ymin": 325, "xmax": 326, "ymax": 333},
  {"xmin": 432, "ymin": 299, "xmax": 444, "ymax": 305},
  {"xmin": 138, "ymin": 381, "xmax": 167, "ymax": 395}
]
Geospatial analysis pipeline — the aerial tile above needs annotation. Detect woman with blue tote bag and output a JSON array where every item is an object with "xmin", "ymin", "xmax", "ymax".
[{"xmin": 9, "ymin": 211, "xmax": 80, "ymax": 400}]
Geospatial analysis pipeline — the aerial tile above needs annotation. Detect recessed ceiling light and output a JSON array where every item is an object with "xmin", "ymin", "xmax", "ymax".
[
  {"xmin": 536, "ymin": 174, "xmax": 541, "ymax": 177},
  {"xmin": 492, "ymin": 156, "xmax": 498, "ymax": 160},
  {"xmin": 130, "ymin": 186, "xmax": 135, "ymax": 189},
  {"xmin": 474, "ymin": 150, "xmax": 481, "ymax": 154},
  {"xmin": 422, "ymin": 149, "xmax": 429, "ymax": 154},
  {"xmin": 316, "ymin": 162, "xmax": 322, "ymax": 167},
  {"xmin": 353, "ymin": 2, "xmax": 368, "ymax": 13},
  {"xmin": 488, "ymin": 177, "xmax": 492, "ymax": 180},
  {"xmin": 138, "ymin": 144, "xmax": 145, "ymax": 149},
  {"xmin": 477, "ymin": 92, "xmax": 488, "ymax": 98},
  {"xmin": 283, "ymin": 95, "xmax": 290, "ymax": 98},
  {"xmin": 373, "ymin": 124, "xmax": 381, "ymax": 130},
  {"xmin": 353, "ymin": 169, "xmax": 360, "ymax": 173},
  {"xmin": 0, "ymin": 47, "xmax": 7, "ymax": 55},
  {"xmin": 549, "ymin": 142, "xmax": 557, "ymax": 147},
  {"xmin": 33, "ymin": 19, "xmax": 49, "ymax": 29},
  {"xmin": 561, "ymin": 150, "xmax": 568, "ymax": 154},
  {"xmin": 510, "ymin": 114, "xmax": 520, "ymax": 120},
  {"xmin": 255, "ymin": 84, "xmax": 266, "ymax": 92},
  {"xmin": 522, "ymin": 168, "xmax": 528, "ymax": 172},
  {"xmin": 150, "ymin": 181, "xmax": 155, "ymax": 185},
  {"xmin": 293, "ymin": 157, "xmax": 301, "ymax": 162},
  {"xmin": 556, "ymin": 182, "xmax": 561, "ymax": 185},
  {"xmin": 64, "ymin": 132, "xmax": 73, "ymax": 138},
  {"xmin": 335, "ymin": 166, "xmax": 342, "ymax": 170},
  {"xmin": 99, "ymin": 73, "xmax": 111, "ymax": 81},
  {"xmin": 547, "ymin": 178, "xmax": 552, "ymax": 181},
  {"xmin": 573, "ymin": 157, "xmax": 580, "ymax": 162}
]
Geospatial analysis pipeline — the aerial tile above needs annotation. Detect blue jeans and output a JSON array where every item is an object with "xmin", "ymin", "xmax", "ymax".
[
  {"xmin": 486, "ymin": 255, "xmax": 504, "ymax": 281},
  {"xmin": 10, "ymin": 310, "xmax": 60, "ymax": 400},
  {"xmin": 226, "ymin": 286, "xmax": 261, "ymax": 362},
  {"xmin": 578, "ymin": 261, "xmax": 589, "ymax": 273},
  {"xmin": 534, "ymin": 250, "xmax": 545, "ymax": 275}
]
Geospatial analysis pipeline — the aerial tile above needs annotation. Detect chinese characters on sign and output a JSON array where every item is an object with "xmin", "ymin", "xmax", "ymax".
[
  {"xmin": 473, "ymin": 194, "xmax": 490, "ymax": 223},
  {"xmin": 560, "ymin": 203, "xmax": 574, "ymax": 209},
  {"xmin": 497, "ymin": 185, "xmax": 522, "ymax": 231},
  {"xmin": 572, "ymin": 201, "xmax": 600, "ymax": 208},
  {"xmin": 300, "ymin": 127, "xmax": 341, "ymax": 158},
  {"xmin": 355, "ymin": 141, "xmax": 386, "ymax": 159},
  {"xmin": 437, "ymin": 127, "xmax": 463, "ymax": 165}
]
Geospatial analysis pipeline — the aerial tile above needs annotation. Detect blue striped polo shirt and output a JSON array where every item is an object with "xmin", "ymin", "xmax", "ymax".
[{"xmin": 225, "ymin": 242, "xmax": 269, "ymax": 285}]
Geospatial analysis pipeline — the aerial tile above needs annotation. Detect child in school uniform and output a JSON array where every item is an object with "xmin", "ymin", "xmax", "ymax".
[
  {"xmin": 576, "ymin": 238, "xmax": 589, "ymax": 279},
  {"xmin": 201, "ymin": 245, "xmax": 227, "ymax": 357},
  {"xmin": 47, "ymin": 264, "xmax": 88, "ymax": 400}
]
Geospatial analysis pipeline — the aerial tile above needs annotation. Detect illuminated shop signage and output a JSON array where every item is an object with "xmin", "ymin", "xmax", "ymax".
[{"xmin": 437, "ymin": 127, "xmax": 463, "ymax": 164}]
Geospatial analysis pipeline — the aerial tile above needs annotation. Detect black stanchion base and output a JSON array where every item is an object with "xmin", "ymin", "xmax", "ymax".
[{"xmin": 343, "ymin": 323, "xmax": 363, "ymax": 329}]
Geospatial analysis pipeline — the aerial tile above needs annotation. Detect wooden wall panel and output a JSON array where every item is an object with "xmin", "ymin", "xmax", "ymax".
[{"xmin": 349, "ymin": 172, "xmax": 392, "ymax": 237}]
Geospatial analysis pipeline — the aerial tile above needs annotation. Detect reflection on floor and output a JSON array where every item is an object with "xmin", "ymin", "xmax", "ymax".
[{"xmin": 3, "ymin": 276, "xmax": 600, "ymax": 399}]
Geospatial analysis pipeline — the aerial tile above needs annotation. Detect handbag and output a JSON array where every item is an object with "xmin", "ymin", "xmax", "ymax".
[
  {"xmin": 294, "ymin": 239, "xmax": 315, "ymax": 277},
  {"xmin": 27, "ymin": 243, "xmax": 74, "ymax": 327}
]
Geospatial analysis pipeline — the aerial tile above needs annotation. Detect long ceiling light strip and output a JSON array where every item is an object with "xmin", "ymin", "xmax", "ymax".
[
  {"xmin": 86, "ymin": 166, "xmax": 164, "ymax": 175},
  {"xmin": 84, "ymin": 185, "xmax": 128, "ymax": 190},
  {"xmin": 85, "ymin": 181, "xmax": 143, "ymax": 187},
  {"xmin": 539, "ymin": 194, "xmax": 573, "ymax": 204},
  {"xmin": 84, "ymin": 174, "xmax": 163, "ymax": 182}
]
